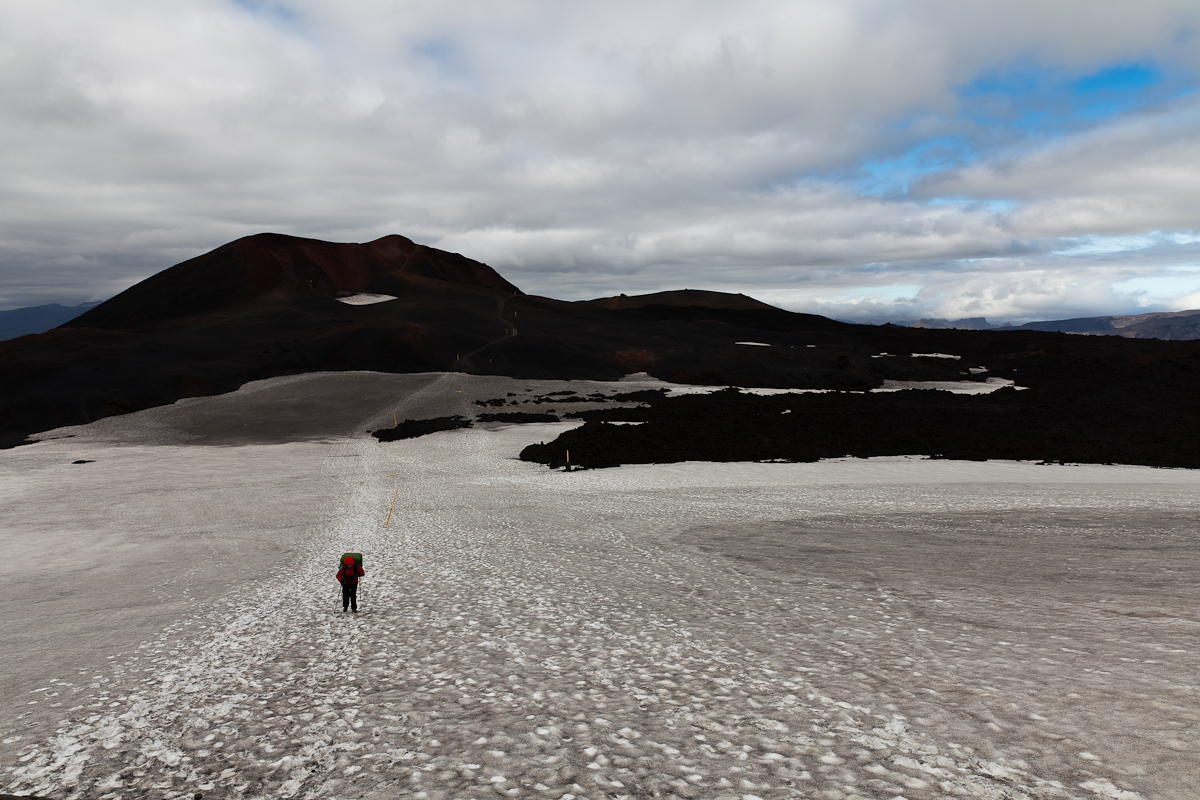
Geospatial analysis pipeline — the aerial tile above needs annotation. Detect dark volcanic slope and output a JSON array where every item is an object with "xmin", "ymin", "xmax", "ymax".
[
  {"xmin": 68, "ymin": 232, "xmax": 521, "ymax": 331},
  {"xmin": 1018, "ymin": 308, "xmax": 1200, "ymax": 340},
  {"xmin": 585, "ymin": 288, "xmax": 777, "ymax": 311},
  {"xmin": 4, "ymin": 232, "xmax": 1200, "ymax": 464}
]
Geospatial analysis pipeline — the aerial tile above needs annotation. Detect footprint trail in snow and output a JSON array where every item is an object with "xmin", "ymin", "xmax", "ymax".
[{"xmin": 7, "ymin": 376, "xmax": 1191, "ymax": 800}]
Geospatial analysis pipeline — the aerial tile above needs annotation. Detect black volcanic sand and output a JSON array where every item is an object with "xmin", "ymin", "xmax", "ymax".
[{"xmin": 521, "ymin": 379, "xmax": 1200, "ymax": 469}]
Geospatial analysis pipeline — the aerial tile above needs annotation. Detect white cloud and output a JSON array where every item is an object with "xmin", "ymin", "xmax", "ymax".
[
  {"xmin": 1, "ymin": 0, "xmax": 1199, "ymax": 323},
  {"xmin": 918, "ymin": 100, "xmax": 1200, "ymax": 235}
]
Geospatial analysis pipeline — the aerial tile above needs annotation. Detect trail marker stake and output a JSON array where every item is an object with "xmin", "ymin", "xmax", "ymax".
[{"xmin": 385, "ymin": 489, "xmax": 398, "ymax": 527}]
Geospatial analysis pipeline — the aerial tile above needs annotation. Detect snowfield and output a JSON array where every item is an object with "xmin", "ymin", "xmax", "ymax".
[
  {"xmin": 2, "ymin": 372, "xmax": 1198, "ymax": 800},
  {"xmin": 336, "ymin": 294, "xmax": 399, "ymax": 305}
]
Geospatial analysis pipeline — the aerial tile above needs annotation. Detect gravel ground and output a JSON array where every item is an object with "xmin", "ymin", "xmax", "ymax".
[{"xmin": 3, "ymin": 372, "xmax": 1198, "ymax": 800}]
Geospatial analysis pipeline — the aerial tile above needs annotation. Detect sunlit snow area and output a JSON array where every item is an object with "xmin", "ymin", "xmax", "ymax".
[
  {"xmin": 336, "ymin": 294, "xmax": 399, "ymax": 306},
  {"xmin": 2, "ymin": 372, "xmax": 1198, "ymax": 800},
  {"xmin": 661, "ymin": 378, "xmax": 1020, "ymax": 397}
]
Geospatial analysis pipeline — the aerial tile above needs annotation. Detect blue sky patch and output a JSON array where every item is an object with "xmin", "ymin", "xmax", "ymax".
[
  {"xmin": 834, "ymin": 60, "xmax": 1194, "ymax": 200},
  {"xmin": 231, "ymin": 0, "xmax": 300, "ymax": 25},
  {"xmin": 1073, "ymin": 64, "xmax": 1160, "ymax": 95},
  {"xmin": 412, "ymin": 38, "xmax": 477, "ymax": 87},
  {"xmin": 852, "ymin": 135, "xmax": 977, "ymax": 195},
  {"xmin": 1071, "ymin": 64, "xmax": 1177, "ymax": 121},
  {"xmin": 1055, "ymin": 231, "xmax": 1200, "ymax": 257},
  {"xmin": 959, "ymin": 60, "xmax": 1187, "ymax": 133},
  {"xmin": 1112, "ymin": 268, "xmax": 1200, "ymax": 306},
  {"xmin": 835, "ymin": 284, "xmax": 922, "ymax": 301},
  {"xmin": 925, "ymin": 198, "xmax": 1020, "ymax": 213}
]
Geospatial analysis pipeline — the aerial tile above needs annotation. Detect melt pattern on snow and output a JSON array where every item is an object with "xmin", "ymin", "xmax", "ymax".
[{"xmin": 6, "ymin": 401, "xmax": 1146, "ymax": 800}]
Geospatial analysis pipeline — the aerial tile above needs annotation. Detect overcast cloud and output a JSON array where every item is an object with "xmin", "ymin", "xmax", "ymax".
[{"xmin": 2, "ymin": 0, "xmax": 1198, "ymax": 322}]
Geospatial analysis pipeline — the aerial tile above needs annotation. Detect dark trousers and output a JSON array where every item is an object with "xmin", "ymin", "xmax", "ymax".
[{"xmin": 341, "ymin": 582, "xmax": 358, "ymax": 610}]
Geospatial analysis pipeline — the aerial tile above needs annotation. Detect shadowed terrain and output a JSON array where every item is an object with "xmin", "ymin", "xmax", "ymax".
[
  {"xmin": 0, "ymin": 302, "xmax": 100, "ymax": 342},
  {"xmin": 4, "ymin": 233, "xmax": 1200, "ymax": 471},
  {"xmin": 518, "ymin": 376, "xmax": 1200, "ymax": 469}
]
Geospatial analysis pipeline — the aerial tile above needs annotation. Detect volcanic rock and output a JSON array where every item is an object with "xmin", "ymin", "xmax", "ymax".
[
  {"xmin": 5, "ymin": 232, "xmax": 1200, "ymax": 470},
  {"xmin": 69, "ymin": 232, "xmax": 521, "ymax": 331}
]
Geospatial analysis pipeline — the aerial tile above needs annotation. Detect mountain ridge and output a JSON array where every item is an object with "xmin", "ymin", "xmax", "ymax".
[
  {"xmin": 585, "ymin": 289, "xmax": 778, "ymax": 311},
  {"xmin": 0, "ymin": 301, "xmax": 102, "ymax": 341},
  {"xmin": 896, "ymin": 309, "xmax": 1200, "ymax": 340},
  {"xmin": 4, "ymin": 233, "xmax": 1200, "ymax": 467},
  {"xmin": 66, "ymin": 233, "xmax": 521, "ymax": 332},
  {"xmin": 1015, "ymin": 308, "xmax": 1200, "ymax": 340}
]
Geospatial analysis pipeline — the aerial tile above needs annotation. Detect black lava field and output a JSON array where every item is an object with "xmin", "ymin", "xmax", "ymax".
[{"xmin": 518, "ymin": 381, "xmax": 1200, "ymax": 470}]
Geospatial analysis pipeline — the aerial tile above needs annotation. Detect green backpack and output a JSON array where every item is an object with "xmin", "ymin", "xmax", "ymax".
[{"xmin": 340, "ymin": 552, "xmax": 362, "ymax": 582}]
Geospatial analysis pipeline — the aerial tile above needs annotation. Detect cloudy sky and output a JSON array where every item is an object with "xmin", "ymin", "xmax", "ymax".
[{"xmin": 2, "ymin": 0, "xmax": 1199, "ymax": 322}]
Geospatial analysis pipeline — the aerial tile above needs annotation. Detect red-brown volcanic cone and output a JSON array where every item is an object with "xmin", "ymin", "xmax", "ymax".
[{"xmin": 68, "ymin": 233, "xmax": 522, "ymax": 331}]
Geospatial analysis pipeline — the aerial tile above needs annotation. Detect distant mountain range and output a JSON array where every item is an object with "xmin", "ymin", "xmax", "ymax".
[
  {"xmin": 0, "ymin": 301, "xmax": 102, "ymax": 341},
  {"xmin": 1012, "ymin": 309, "xmax": 1200, "ymax": 340},
  {"xmin": 895, "ymin": 310, "xmax": 1200, "ymax": 340}
]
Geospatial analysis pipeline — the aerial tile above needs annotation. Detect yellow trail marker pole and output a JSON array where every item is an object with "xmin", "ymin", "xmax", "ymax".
[
  {"xmin": 393, "ymin": 411, "xmax": 397, "ymax": 426},
  {"xmin": 384, "ymin": 489, "xmax": 398, "ymax": 527}
]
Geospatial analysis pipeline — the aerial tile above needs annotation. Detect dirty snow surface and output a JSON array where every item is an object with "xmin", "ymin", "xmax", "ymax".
[{"xmin": 3, "ymin": 371, "xmax": 1199, "ymax": 800}]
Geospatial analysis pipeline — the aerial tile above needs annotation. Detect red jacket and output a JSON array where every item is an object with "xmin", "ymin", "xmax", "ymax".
[{"xmin": 337, "ymin": 563, "xmax": 364, "ymax": 585}]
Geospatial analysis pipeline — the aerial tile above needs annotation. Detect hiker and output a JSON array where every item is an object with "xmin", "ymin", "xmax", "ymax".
[{"xmin": 337, "ymin": 555, "xmax": 365, "ymax": 612}]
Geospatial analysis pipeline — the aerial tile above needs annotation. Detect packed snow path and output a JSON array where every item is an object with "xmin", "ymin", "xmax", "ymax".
[{"xmin": 6, "ymin": 373, "xmax": 1199, "ymax": 799}]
